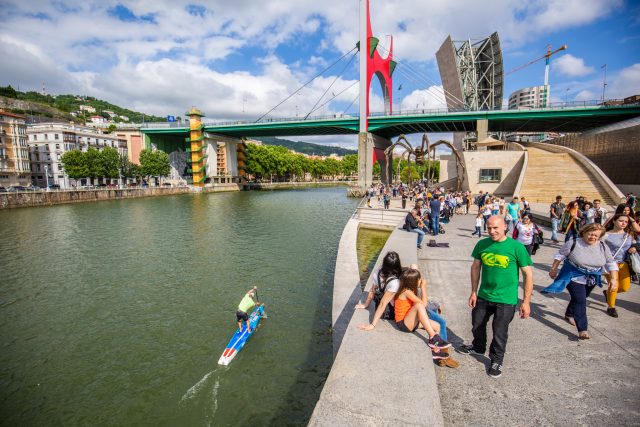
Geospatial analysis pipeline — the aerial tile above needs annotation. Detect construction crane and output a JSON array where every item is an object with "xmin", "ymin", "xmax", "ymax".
[{"xmin": 506, "ymin": 44, "xmax": 568, "ymax": 107}]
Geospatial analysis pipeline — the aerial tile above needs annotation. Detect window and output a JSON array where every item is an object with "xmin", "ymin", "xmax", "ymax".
[
  {"xmin": 44, "ymin": 134, "xmax": 48, "ymax": 140},
  {"xmin": 55, "ymin": 134, "xmax": 59, "ymax": 140},
  {"xmin": 479, "ymin": 169, "xmax": 502, "ymax": 183},
  {"xmin": 33, "ymin": 135, "xmax": 37, "ymax": 141},
  {"xmin": 56, "ymin": 144, "xmax": 60, "ymax": 150}
]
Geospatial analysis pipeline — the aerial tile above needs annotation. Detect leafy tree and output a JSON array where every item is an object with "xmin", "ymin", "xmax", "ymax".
[
  {"xmin": 84, "ymin": 148, "xmax": 103, "ymax": 184},
  {"xmin": 100, "ymin": 147, "xmax": 121, "ymax": 178},
  {"xmin": 106, "ymin": 124, "xmax": 117, "ymax": 134},
  {"xmin": 342, "ymin": 154, "xmax": 358, "ymax": 176},
  {"xmin": 139, "ymin": 149, "xmax": 170, "ymax": 179},
  {"xmin": 400, "ymin": 166, "xmax": 420, "ymax": 183},
  {"xmin": 0, "ymin": 85, "xmax": 17, "ymax": 98},
  {"xmin": 60, "ymin": 150, "xmax": 87, "ymax": 179}
]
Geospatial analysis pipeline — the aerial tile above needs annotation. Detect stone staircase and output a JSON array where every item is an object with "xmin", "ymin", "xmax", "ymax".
[{"xmin": 519, "ymin": 146, "xmax": 616, "ymax": 204}]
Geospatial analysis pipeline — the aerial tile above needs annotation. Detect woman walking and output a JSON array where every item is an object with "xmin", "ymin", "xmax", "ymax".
[
  {"xmin": 562, "ymin": 200, "xmax": 582, "ymax": 242},
  {"xmin": 603, "ymin": 214, "xmax": 638, "ymax": 317},
  {"xmin": 512, "ymin": 213, "xmax": 539, "ymax": 255},
  {"xmin": 543, "ymin": 224, "xmax": 618, "ymax": 339}
]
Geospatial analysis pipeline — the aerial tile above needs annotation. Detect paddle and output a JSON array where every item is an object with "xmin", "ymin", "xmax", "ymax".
[{"xmin": 254, "ymin": 286, "xmax": 267, "ymax": 319}]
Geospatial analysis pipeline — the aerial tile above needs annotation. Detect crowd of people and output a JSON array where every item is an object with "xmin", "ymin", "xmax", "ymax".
[{"xmin": 356, "ymin": 183, "xmax": 639, "ymax": 378}]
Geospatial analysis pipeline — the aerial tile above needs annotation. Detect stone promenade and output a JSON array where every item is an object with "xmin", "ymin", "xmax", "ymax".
[{"xmin": 421, "ymin": 213, "xmax": 640, "ymax": 426}]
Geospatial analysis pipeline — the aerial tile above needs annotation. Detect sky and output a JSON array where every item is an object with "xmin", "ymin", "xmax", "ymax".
[{"xmin": 1, "ymin": 0, "xmax": 639, "ymax": 149}]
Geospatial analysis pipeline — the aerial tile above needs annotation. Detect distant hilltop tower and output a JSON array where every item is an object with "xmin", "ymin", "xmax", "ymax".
[{"xmin": 436, "ymin": 33, "xmax": 504, "ymax": 150}]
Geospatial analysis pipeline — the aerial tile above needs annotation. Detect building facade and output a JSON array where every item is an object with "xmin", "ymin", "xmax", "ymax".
[
  {"xmin": 0, "ymin": 111, "xmax": 31, "ymax": 187},
  {"xmin": 27, "ymin": 123, "xmax": 127, "ymax": 188},
  {"xmin": 508, "ymin": 85, "xmax": 549, "ymax": 109}
]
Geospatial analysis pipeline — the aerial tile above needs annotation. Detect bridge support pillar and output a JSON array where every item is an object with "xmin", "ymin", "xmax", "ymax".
[
  {"xmin": 476, "ymin": 119, "xmax": 488, "ymax": 150},
  {"xmin": 357, "ymin": 132, "xmax": 393, "ymax": 189},
  {"xmin": 357, "ymin": 132, "xmax": 373, "ymax": 189}
]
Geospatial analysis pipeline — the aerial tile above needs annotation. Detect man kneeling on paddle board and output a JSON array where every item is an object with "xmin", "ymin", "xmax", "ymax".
[{"xmin": 237, "ymin": 286, "xmax": 260, "ymax": 332}]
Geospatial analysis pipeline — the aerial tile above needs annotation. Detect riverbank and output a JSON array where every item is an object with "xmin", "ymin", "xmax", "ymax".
[{"xmin": 243, "ymin": 181, "xmax": 352, "ymax": 191}]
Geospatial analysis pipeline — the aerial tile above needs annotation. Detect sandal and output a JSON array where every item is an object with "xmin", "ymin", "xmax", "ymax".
[
  {"xmin": 579, "ymin": 331, "xmax": 590, "ymax": 340},
  {"xmin": 564, "ymin": 316, "xmax": 576, "ymax": 326}
]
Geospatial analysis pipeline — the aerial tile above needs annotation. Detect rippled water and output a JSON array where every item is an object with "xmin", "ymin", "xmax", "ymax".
[{"xmin": 0, "ymin": 188, "xmax": 359, "ymax": 426}]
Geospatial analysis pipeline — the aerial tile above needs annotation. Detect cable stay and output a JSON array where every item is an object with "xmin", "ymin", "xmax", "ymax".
[
  {"xmin": 342, "ymin": 93, "xmax": 359, "ymax": 116},
  {"xmin": 303, "ymin": 51, "xmax": 358, "ymax": 119},
  {"xmin": 307, "ymin": 81, "xmax": 359, "ymax": 117},
  {"xmin": 255, "ymin": 45, "xmax": 358, "ymax": 123}
]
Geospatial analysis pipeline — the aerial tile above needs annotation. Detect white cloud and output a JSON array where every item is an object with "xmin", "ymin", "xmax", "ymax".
[
  {"xmin": 607, "ymin": 63, "xmax": 640, "ymax": 99},
  {"xmin": 553, "ymin": 54, "xmax": 594, "ymax": 77},
  {"xmin": 574, "ymin": 90, "xmax": 596, "ymax": 101}
]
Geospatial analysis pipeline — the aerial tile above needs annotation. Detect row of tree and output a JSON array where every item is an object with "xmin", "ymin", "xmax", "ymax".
[
  {"xmin": 244, "ymin": 143, "xmax": 439, "ymax": 182},
  {"xmin": 60, "ymin": 148, "xmax": 169, "ymax": 184}
]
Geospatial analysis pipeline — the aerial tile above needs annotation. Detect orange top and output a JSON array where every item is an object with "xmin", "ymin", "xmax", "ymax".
[{"xmin": 394, "ymin": 297, "xmax": 414, "ymax": 322}]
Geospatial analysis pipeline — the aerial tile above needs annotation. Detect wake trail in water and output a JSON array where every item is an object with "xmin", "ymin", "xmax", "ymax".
[
  {"xmin": 180, "ymin": 368, "xmax": 223, "ymax": 425},
  {"xmin": 180, "ymin": 369, "xmax": 215, "ymax": 403}
]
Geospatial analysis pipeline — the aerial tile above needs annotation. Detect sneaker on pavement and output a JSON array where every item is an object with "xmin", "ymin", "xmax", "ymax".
[
  {"xmin": 428, "ymin": 334, "xmax": 451, "ymax": 349},
  {"xmin": 431, "ymin": 349, "xmax": 449, "ymax": 360},
  {"xmin": 488, "ymin": 362, "xmax": 502, "ymax": 378},
  {"xmin": 606, "ymin": 307, "xmax": 619, "ymax": 318},
  {"xmin": 457, "ymin": 344, "xmax": 483, "ymax": 355}
]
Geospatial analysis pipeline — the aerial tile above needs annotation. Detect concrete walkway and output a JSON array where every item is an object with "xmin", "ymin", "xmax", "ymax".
[{"xmin": 421, "ymin": 213, "xmax": 640, "ymax": 426}]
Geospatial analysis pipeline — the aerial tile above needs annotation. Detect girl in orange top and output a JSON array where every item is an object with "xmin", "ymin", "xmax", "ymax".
[{"xmin": 395, "ymin": 268, "xmax": 451, "ymax": 357}]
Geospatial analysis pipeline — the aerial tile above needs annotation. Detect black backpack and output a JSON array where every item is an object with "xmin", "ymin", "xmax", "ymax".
[{"xmin": 372, "ymin": 272, "xmax": 397, "ymax": 320}]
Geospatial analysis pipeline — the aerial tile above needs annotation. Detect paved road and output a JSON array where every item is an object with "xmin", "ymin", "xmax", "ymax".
[{"xmin": 419, "ymin": 213, "xmax": 640, "ymax": 426}]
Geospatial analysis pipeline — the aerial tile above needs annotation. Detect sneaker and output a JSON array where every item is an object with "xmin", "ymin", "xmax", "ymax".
[
  {"xmin": 606, "ymin": 307, "xmax": 618, "ymax": 318},
  {"xmin": 431, "ymin": 349, "xmax": 449, "ymax": 360},
  {"xmin": 488, "ymin": 362, "xmax": 502, "ymax": 378},
  {"xmin": 417, "ymin": 244, "xmax": 423, "ymax": 249},
  {"xmin": 457, "ymin": 344, "xmax": 483, "ymax": 355},
  {"xmin": 428, "ymin": 334, "xmax": 451, "ymax": 349}
]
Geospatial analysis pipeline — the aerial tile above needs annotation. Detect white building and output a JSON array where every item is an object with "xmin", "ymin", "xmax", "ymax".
[
  {"xmin": 79, "ymin": 105, "xmax": 96, "ymax": 113},
  {"xmin": 508, "ymin": 85, "xmax": 550, "ymax": 109},
  {"xmin": 27, "ymin": 123, "xmax": 127, "ymax": 188},
  {"xmin": 90, "ymin": 115, "xmax": 107, "ymax": 124}
]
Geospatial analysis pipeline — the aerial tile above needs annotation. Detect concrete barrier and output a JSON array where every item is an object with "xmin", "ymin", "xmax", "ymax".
[
  {"xmin": 310, "ymin": 221, "xmax": 444, "ymax": 426},
  {"xmin": 0, "ymin": 184, "xmax": 240, "ymax": 209}
]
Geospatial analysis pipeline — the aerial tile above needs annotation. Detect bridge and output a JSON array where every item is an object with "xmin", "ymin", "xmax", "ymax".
[{"xmin": 142, "ymin": 103, "xmax": 640, "ymax": 139}]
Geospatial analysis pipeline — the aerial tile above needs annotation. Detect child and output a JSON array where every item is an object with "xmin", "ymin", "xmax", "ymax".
[
  {"xmin": 236, "ymin": 286, "xmax": 259, "ymax": 332},
  {"xmin": 393, "ymin": 268, "xmax": 451, "ymax": 359},
  {"xmin": 472, "ymin": 212, "xmax": 483, "ymax": 237}
]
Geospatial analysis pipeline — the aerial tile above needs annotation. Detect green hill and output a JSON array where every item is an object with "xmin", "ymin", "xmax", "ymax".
[{"xmin": 258, "ymin": 136, "xmax": 356, "ymax": 156}]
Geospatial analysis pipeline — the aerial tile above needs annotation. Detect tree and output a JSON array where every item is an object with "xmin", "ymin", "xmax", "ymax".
[
  {"xmin": 400, "ymin": 166, "xmax": 420, "ymax": 183},
  {"xmin": 105, "ymin": 124, "xmax": 117, "ymax": 134},
  {"xmin": 60, "ymin": 150, "xmax": 87, "ymax": 180},
  {"xmin": 139, "ymin": 149, "xmax": 170, "ymax": 180},
  {"xmin": 100, "ymin": 147, "xmax": 120, "ymax": 178},
  {"xmin": 0, "ymin": 85, "xmax": 17, "ymax": 98},
  {"xmin": 342, "ymin": 154, "xmax": 358, "ymax": 177},
  {"xmin": 84, "ymin": 148, "xmax": 103, "ymax": 184}
]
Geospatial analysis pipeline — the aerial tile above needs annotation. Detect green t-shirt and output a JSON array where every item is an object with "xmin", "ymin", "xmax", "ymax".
[
  {"xmin": 471, "ymin": 237, "xmax": 532, "ymax": 305},
  {"xmin": 238, "ymin": 294, "xmax": 255, "ymax": 313}
]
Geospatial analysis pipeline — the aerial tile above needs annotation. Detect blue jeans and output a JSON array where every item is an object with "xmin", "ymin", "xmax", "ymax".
[
  {"xmin": 411, "ymin": 228, "xmax": 425, "ymax": 246},
  {"xmin": 551, "ymin": 218, "xmax": 560, "ymax": 241},
  {"xmin": 565, "ymin": 281, "xmax": 596, "ymax": 332},
  {"xmin": 472, "ymin": 226, "xmax": 482, "ymax": 236},
  {"xmin": 565, "ymin": 228, "xmax": 578, "ymax": 242},
  {"xmin": 427, "ymin": 308, "xmax": 447, "ymax": 341},
  {"xmin": 430, "ymin": 216, "xmax": 440, "ymax": 235},
  {"xmin": 483, "ymin": 215, "xmax": 491, "ymax": 231}
]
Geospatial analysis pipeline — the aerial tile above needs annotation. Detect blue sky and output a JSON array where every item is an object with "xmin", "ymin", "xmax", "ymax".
[{"xmin": 0, "ymin": 0, "xmax": 639, "ymax": 148}]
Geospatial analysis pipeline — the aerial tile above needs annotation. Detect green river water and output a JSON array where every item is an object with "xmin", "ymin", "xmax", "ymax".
[{"xmin": 0, "ymin": 188, "xmax": 359, "ymax": 426}]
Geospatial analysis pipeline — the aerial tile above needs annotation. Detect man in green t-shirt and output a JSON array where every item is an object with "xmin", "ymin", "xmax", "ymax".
[
  {"xmin": 237, "ymin": 286, "xmax": 259, "ymax": 332},
  {"xmin": 458, "ymin": 216, "xmax": 533, "ymax": 378}
]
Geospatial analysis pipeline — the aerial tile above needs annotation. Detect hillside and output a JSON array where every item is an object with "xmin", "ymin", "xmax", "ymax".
[
  {"xmin": 258, "ymin": 136, "xmax": 356, "ymax": 156},
  {"xmin": 0, "ymin": 86, "xmax": 165, "ymax": 123}
]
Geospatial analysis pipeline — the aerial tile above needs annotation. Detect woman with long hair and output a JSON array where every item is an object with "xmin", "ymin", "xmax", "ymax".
[
  {"xmin": 512, "ymin": 213, "xmax": 540, "ymax": 255},
  {"xmin": 390, "ymin": 268, "xmax": 450, "ymax": 359},
  {"xmin": 603, "ymin": 214, "xmax": 638, "ymax": 317},
  {"xmin": 607, "ymin": 203, "xmax": 640, "ymax": 234},
  {"xmin": 355, "ymin": 251, "xmax": 403, "ymax": 321},
  {"xmin": 562, "ymin": 200, "xmax": 582, "ymax": 242},
  {"xmin": 544, "ymin": 223, "xmax": 618, "ymax": 339}
]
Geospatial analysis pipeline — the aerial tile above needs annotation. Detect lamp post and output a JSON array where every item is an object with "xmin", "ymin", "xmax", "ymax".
[
  {"xmin": 44, "ymin": 164, "xmax": 50, "ymax": 191},
  {"xmin": 118, "ymin": 166, "xmax": 123, "ymax": 189}
]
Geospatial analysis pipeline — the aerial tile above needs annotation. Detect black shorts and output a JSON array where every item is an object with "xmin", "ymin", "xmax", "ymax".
[
  {"xmin": 236, "ymin": 310, "xmax": 249, "ymax": 322},
  {"xmin": 396, "ymin": 319, "xmax": 418, "ymax": 333}
]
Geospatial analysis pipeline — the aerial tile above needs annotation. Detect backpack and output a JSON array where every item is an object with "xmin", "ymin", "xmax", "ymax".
[{"xmin": 373, "ymin": 272, "xmax": 397, "ymax": 320}]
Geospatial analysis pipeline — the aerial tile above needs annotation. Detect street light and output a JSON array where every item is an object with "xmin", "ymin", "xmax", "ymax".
[{"xmin": 44, "ymin": 164, "xmax": 50, "ymax": 191}]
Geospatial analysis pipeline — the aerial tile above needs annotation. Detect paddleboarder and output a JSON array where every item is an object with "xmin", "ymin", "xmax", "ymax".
[{"xmin": 237, "ymin": 286, "xmax": 260, "ymax": 332}]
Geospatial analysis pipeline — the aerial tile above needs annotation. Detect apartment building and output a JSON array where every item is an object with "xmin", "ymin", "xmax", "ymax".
[
  {"xmin": 0, "ymin": 111, "xmax": 31, "ymax": 187},
  {"xmin": 508, "ymin": 85, "xmax": 550, "ymax": 109},
  {"xmin": 27, "ymin": 123, "xmax": 127, "ymax": 188}
]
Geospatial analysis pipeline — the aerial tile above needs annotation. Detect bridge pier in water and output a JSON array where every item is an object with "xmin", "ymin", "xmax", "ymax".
[{"xmin": 357, "ymin": 132, "xmax": 392, "ymax": 190}]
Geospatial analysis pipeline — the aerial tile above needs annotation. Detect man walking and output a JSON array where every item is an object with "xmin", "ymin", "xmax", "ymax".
[
  {"xmin": 458, "ymin": 216, "xmax": 533, "ymax": 378},
  {"xmin": 430, "ymin": 196, "xmax": 443, "ymax": 235},
  {"xmin": 550, "ymin": 195, "xmax": 565, "ymax": 242}
]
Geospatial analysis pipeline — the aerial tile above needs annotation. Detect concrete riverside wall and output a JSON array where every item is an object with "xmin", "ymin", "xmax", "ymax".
[
  {"xmin": 461, "ymin": 151, "xmax": 525, "ymax": 196},
  {"xmin": 310, "ymin": 222, "xmax": 444, "ymax": 426},
  {"xmin": 0, "ymin": 184, "xmax": 240, "ymax": 209},
  {"xmin": 245, "ymin": 181, "xmax": 352, "ymax": 191}
]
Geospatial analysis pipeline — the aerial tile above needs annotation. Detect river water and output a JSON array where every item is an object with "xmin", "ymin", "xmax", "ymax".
[{"xmin": 0, "ymin": 188, "xmax": 359, "ymax": 426}]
